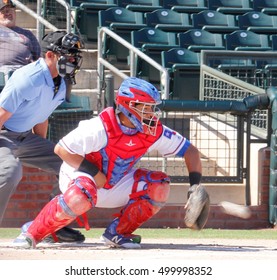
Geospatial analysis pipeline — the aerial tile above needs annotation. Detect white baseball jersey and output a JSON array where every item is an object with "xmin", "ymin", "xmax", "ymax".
[{"xmin": 58, "ymin": 114, "xmax": 190, "ymax": 208}]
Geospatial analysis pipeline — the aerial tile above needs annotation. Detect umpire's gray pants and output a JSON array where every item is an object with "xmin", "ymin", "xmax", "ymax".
[{"xmin": 0, "ymin": 130, "xmax": 62, "ymax": 225}]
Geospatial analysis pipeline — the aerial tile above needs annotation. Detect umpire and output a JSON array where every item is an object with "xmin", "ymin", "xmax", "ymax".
[{"xmin": 0, "ymin": 30, "xmax": 85, "ymax": 243}]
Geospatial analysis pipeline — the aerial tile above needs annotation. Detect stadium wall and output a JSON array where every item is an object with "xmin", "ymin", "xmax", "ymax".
[{"xmin": 1, "ymin": 147, "xmax": 271, "ymax": 229}]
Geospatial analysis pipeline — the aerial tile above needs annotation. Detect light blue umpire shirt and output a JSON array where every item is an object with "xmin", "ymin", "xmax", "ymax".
[{"xmin": 0, "ymin": 58, "xmax": 65, "ymax": 132}]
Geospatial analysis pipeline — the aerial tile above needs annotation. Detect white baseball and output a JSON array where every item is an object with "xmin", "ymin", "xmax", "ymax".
[{"xmin": 219, "ymin": 201, "xmax": 252, "ymax": 219}]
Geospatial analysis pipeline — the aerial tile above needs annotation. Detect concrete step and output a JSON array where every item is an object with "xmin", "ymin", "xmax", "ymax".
[
  {"xmin": 81, "ymin": 49, "xmax": 98, "ymax": 69},
  {"xmin": 75, "ymin": 68, "xmax": 129, "ymax": 90},
  {"xmin": 15, "ymin": 2, "xmax": 67, "ymax": 29},
  {"xmin": 74, "ymin": 69, "xmax": 95, "ymax": 89},
  {"xmin": 16, "ymin": 8, "xmax": 37, "ymax": 29}
]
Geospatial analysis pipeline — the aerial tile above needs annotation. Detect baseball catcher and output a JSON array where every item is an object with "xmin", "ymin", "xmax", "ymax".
[{"xmin": 13, "ymin": 77, "xmax": 207, "ymax": 249}]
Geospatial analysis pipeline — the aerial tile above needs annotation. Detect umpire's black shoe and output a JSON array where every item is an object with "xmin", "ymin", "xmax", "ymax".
[{"xmin": 42, "ymin": 227, "xmax": 85, "ymax": 243}]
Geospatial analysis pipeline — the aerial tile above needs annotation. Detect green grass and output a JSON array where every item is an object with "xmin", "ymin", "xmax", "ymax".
[{"xmin": 0, "ymin": 227, "xmax": 276, "ymax": 239}]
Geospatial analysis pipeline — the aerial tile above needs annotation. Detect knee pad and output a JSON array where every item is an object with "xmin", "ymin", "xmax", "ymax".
[
  {"xmin": 62, "ymin": 176, "xmax": 98, "ymax": 216},
  {"xmin": 133, "ymin": 168, "xmax": 171, "ymax": 204}
]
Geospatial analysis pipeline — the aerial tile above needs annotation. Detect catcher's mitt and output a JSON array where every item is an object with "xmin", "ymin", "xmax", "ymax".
[{"xmin": 184, "ymin": 184, "xmax": 210, "ymax": 230}]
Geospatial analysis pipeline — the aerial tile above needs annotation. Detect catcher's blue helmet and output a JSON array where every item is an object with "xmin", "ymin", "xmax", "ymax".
[{"xmin": 116, "ymin": 77, "xmax": 161, "ymax": 135}]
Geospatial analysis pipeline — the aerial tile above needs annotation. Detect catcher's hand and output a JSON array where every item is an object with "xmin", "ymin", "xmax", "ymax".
[{"xmin": 184, "ymin": 184, "xmax": 210, "ymax": 230}]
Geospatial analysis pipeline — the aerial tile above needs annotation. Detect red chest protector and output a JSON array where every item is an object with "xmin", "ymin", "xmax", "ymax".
[{"xmin": 85, "ymin": 107, "xmax": 163, "ymax": 189}]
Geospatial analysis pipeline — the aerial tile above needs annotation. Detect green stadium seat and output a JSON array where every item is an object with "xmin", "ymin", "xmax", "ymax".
[
  {"xmin": 252, "ymin": 0, "xmax": 277, "ymax": 15},
  {"xmin": 161, "ymin": 48, "xmax": 200, "ymax": 100},
  {"xmin": 131, "ymin": 27, "xmax": 178, "ymax": 86},
  {"xmin": 178, "ymin": 29, "xmax": 225, "ymax": 52},
  {"xmin": 145, "ymin": 9, "xmax": 192, "ymax": 33},
  {"xmin": 162, "ymin": 0, "xmax": 208, "ymax": 14},
  {"xmin": 117, "ymin": 0, "xmax": 162, "ymax": 12},
  {"xmin": 73, "ymin": 1, "xmax": 117, "ymax": 43},
  {"xmin": 237, "ymin": 11, "xmax": 277, "ymax": 35},
  {"xmin": 132, "ymin": 27, "xmax": 177, "ymax": 49},
  {"xmin": 225, "ymin": 30, "xmax": 271, "ymax": 51},
  {"xmin": 192, "ymin": 10, "xmax": 239, "ymax": 34},
  {"xmin": 207, "ymin": 0, "xmax": 253, "ymax": 15},
  {"xmin": 99, "ymin": 7, "xmax": 146, "ymax": 64},
  {"xmin": 48, "ymin": 95, "xmax": 93, "ymax": 143}
]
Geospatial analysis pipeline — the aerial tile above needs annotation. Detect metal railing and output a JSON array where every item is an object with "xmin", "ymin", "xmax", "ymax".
[
  {"xmin": 200, "ymin": 50, "xmax": 277, "ymax": 138},
  {"xmin": 13, "ymin": 0, "xmax": 71, "ymax": 41},
  {"xmin": 97, "ymin": 27, "xmax": 170, "ymax": 111}
]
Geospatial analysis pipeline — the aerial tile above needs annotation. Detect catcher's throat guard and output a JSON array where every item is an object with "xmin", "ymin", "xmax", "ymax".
[{"xmin": 184, "ymin": 184, "xmax": 210, "ymax": 230}]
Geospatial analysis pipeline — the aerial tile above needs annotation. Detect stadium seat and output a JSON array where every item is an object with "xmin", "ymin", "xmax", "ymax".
[
  {"xmin": 225, "ymin": 30, "xmax": 271, "ymax": 51},
  {"xmin": 116, "ymin": 0, "xmax": 162, "ymax": 12},
  {"xmin": 145, "ymin": 9, "xmax": 192, "ymax": 33},
  {"xmin": 99, "ymin": 7, "xmax": 146, "ymax": 64},
  {"xmin": 178, "ymin": 29, "xmax": 225, "ymax": 52},
  {"xmin": 192, "ymin": 10, "xmax": 239, "ymax": 34},
  {"xmin": 207, "ymin": 0, "xmax": 253, "ymax": 15},
  {"xmin": 131, "ymin": 27, "xmax": 178, "ymax": 86},
  {"xmin": 162, "ymin": 0, "xmax": 208, "ymax": 14},
  {"xmin": 237, "ymin": 11, "xmax": 277, "ymax": 35},
  {"xmin": 161, "ymin": 48, "xmax": 200, "ymax": 100},
  {"xmin": 73, "ymin": 0, "xmax": 117, "ymax": 43},
  {"xmin": 252, "ymin": 0, "xmax": 277, "ymax": 15}
]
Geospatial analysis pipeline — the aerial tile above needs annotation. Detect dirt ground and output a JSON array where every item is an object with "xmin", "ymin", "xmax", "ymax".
[
  {"xmin": 0, "ymin": 237, "xmax": 276, "ymax": 260},
  {"xmin": 0, "ymin": 238, "xmax": 276, "ymax": 280}
]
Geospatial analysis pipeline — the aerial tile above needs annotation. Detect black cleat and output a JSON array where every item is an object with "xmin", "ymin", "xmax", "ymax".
[{"xmin": 42, "ymin": 227, "xmax": 85, "ymax": 243}]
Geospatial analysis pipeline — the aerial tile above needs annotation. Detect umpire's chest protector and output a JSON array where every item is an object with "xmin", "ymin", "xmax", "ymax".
[{"xmin": 86, "ymin": 107, "xmax": 163, "ymax": 188}]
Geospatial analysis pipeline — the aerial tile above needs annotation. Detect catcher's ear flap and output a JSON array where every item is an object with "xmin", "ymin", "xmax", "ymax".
[{"xmin": 184, "ymin": 184, "xmax": 210, "ymax": 230}]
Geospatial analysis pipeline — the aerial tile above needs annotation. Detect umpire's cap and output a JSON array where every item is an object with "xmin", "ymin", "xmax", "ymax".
[
  {"xmin": 41, "ymin": 31, "xmax": 84, "ymax": 55},
  {"xmin": 0, "ymin": 0, "xmax": 15, "ymax": 10}
]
